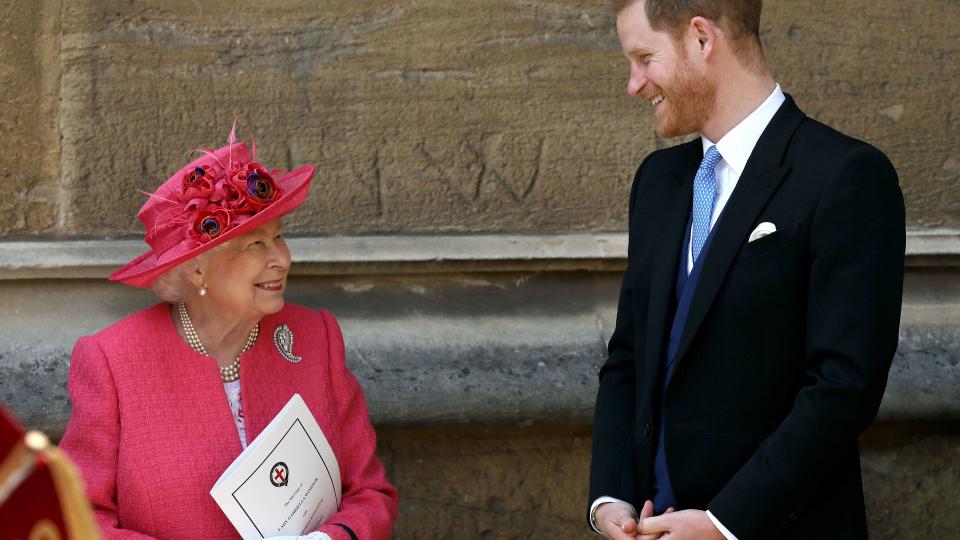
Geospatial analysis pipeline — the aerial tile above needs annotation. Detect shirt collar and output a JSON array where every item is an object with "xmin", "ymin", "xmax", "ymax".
[{"xmin": 701, "ymin": 84, "xmax": 786, "ymax": 176}]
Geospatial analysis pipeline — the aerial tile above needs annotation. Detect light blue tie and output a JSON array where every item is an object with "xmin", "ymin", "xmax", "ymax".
[{"xmin": 691, "ymin": 145, "xmax": 722, "ymax": 263}]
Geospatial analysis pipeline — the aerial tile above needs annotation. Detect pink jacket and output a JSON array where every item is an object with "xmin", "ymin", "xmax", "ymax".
[{"xmin": 60, "ymin": 303, "xmax": 397, "ymax": 540}]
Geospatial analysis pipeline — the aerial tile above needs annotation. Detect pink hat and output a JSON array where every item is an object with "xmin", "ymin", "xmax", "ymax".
[{"xmin": 110, "ymin": 125, "xmax": 315, "ymax": 288}]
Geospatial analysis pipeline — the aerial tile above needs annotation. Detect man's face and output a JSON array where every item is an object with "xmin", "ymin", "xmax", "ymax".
[{"xmin": 616, "ymin": 1, "xmax": 717, "ymax": 138}]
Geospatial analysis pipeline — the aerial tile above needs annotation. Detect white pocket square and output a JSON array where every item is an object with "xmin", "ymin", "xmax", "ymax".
[{"xmin": 748, "ymin": 222, "xmax": 777, "ymax": 243}]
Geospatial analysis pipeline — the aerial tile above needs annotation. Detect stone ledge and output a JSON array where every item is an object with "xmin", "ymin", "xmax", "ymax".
[
  {"xmin": 903, "ymin": 229, "xmax": 960, "ymax": 266},
  {"xmin": 1, "ymin": 229, "xmax": 957, "ymax": 279},
  {"xmin": 1, "ymin": 232, "xmax": 957, "ymax": 437},
  {"xmin": 2, "ymin": 317, "xmax": 956, "ymax": 437}
]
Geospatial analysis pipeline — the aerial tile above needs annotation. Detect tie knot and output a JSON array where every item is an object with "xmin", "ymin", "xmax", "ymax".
[{"xmin": 700, "ymin": 145, "xmax": 722, "ymax": 170}]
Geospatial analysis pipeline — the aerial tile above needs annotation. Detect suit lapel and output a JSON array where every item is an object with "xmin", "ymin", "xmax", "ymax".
[
  {"xmin": 670, "ymin": 97, "xmax": 806, "ymax": 375},
  {"xmin": 642, "ymin": 141, "xmax": 699, "ymax": 396}
]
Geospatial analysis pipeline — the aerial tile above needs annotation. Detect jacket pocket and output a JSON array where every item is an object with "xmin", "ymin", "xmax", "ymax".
[{"xmin": 735, "ymin": 221, "xmax": 803, "ymax": 262}]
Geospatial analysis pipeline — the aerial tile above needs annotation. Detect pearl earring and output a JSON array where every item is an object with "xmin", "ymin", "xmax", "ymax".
[{"xmin": 199, "ymin": 285, "xmax": 207, "ymax": 297}]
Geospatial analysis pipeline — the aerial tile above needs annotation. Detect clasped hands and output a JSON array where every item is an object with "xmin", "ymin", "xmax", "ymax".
[{"xmin": 596, "ymin": 500, "xmax": 725, "ymax": 540}]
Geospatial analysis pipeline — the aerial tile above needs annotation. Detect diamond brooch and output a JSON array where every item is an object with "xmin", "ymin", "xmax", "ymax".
[{"xmin": 273, "ymin": 323, "xmax": 303, "ymax": 363}]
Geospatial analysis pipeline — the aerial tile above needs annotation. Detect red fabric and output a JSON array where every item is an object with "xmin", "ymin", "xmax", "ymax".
[
  {"xmin": 0, "ymin": 408, "xmax": 72, "ymax": 540},
  {"xmin": 0, "ymin": 405, "xmax": 23, "ymax": 465},
  {"xmin": 0, "ymin": 459, "xmax": 71, "ymax": 540},
  {"xmin": 60, "ymin": 304, "xmax": 397, "ymax": 540}
]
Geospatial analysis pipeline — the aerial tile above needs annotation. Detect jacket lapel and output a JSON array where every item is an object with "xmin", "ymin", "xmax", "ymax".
[
  {"xmin": 150, "ymin": 304, "xmax": 244, "ymax": 459},
  {"xmin": 240, "ymin": 308, "xmax": 308, "ymax": 442},
  {"xmin": 642, "ymin": 142, "xmax": 700, "ymax": 397},
  {"xmin": 669, "ymin": 97, "xmax": 806, "ymax": 374}
]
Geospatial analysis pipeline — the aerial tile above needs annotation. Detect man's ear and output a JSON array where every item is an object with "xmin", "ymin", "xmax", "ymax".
[{"xmin": 688, "ymin": 16, "xmax": 718, "ymax": 60}]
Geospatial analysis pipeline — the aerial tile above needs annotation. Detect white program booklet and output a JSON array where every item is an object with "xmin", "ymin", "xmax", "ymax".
[{"xmin": 210, "ymin": 394, "xmax": 342, "ymax": 539}]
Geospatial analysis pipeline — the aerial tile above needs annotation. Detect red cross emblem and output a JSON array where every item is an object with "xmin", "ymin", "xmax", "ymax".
[{"xmin": 269, "ymin": 462, "xmax": 289, "ymax": 487}]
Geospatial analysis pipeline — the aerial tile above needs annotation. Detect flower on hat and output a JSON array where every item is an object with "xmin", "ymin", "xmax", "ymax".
[
  {"xmin": 110, "ymin": 121, "xmax": 315, "ymax": 288},
  {"xmin": 229, "ymin": 163, "xmax": 279, "ymax": 209},
  {"xmin": 191, "ymin": 206, "xmax": 233, "ymax": 243},
  {"xmin": 170, "ymin": 130, "xmax": 283, "ymax": 245},
  {"xmin": 181, "ymin": 165, "xmax": 215, "ymax": 202}
]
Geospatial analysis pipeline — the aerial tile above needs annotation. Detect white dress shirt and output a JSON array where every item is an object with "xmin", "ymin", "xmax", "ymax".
[
  {"xmin": 688, "ymin": 84, "xmax": 786, "ymax": 273},
  {"xmin": 591, "ymin": 84, "xmax": 786, "ymax": 539}
]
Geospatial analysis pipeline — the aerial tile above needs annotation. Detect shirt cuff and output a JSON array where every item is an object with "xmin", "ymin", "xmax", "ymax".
[
  {"xmin": 590, "ymin": 496, "xmax": 636, "ymax": 534},
  {"xmin": 706, "ymin": 510, "xmax": 738, "ymax": 540}
]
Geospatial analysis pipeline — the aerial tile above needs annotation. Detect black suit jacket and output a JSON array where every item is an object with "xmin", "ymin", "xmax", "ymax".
[{"xmin": 589, "ymin": 97, "xmax": 905, "ymax": 539}]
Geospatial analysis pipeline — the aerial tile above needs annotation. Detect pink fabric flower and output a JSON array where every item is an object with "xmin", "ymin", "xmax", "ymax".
[
  {"xmin": 174, "ymin": 155, "xmax": 281, "ymax": 246},
  {"xmin": 180, "ymin": 165, "xmax": 215, "ymax": 203},
  {"xmin": 191, "ymin": 206, "xmax": 232, "ymax": 243},
  {"xmin": 230, "ymin": 163, "xmax": 281, "ymax": 209}
]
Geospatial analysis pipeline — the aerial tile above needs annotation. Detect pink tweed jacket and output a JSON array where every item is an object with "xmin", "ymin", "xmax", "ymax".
[{"xmin": 60, "ymin": 303, "xmax": 397, "ymax": 540}]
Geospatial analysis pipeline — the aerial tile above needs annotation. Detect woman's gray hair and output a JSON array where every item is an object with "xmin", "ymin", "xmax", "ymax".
[
  {"xmin": 149, "ymin": 242, "xmax": 229, "ymax": 303},
  {"xmin": 149, "ymin": 261, "xmax": 195, "ymax": 304}
]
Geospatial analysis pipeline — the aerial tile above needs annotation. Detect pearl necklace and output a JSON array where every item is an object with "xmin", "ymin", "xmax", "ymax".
[{"xmin": 177, "ymin": 303, "xmax": 258, "ymax": 383}]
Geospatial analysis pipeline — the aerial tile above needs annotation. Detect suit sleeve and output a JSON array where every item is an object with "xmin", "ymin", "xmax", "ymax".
[
  {"xmin": 59, "ymin": 337, "xmax": 158, "ymax": 539},
  {"xmin": 707, "ymin": 145, "xmax": 905, "ymax": 537},
  {"xmin": 314, "ymin": 311, "xmax": 398, "ymax": 540},
  {"xmin": 588, "ymin": 161, "xmax": 649, "ymax": 518}
]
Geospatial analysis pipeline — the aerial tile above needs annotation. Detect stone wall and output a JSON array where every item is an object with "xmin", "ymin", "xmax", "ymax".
[
  {"xmin": 1, "ymin": 0, "xmax": 958, "ymax": 239},
  {"xmin": 3, "ymin": 250, "xmax": 959, "ymax": 538},
  {"xmin": 379, "ymin": 423, "xmax": 960, "ymax": 538},
  {"xmin": 2, "ymin": 1, "xmax": 959, "ymax": 538}
]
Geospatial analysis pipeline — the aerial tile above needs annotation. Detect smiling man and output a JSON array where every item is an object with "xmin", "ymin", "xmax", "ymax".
[{"xmin": 588, "ymin": 1, "xmax": 905, "ymax": 539}]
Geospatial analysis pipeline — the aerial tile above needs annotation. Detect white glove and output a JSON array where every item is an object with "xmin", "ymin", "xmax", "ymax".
[{"xmin": 268, "ymin": 533, "xmax": 332, "ymax": 540}]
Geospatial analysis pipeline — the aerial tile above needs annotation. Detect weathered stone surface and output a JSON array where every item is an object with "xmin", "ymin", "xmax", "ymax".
[
  {"xmin": 0, "ymin": 0, "xmax": 60, "ymax": 236},
  {"xmin": 3, "ymin": 269, "xmax": 959, "ymax": 436},
  {"xmin": 881, "ymin": 325, "xmax": 960, "ymax": 420},
  {"xmin": 1, "ymin": 0, "xmax": 957, "ymax": 238},
  {"xmin": 53, "ymin": 0, "xmax": 631, "ymax": 237},
  {"xmin": 0, "ymin": 234, "xmax": 631, "ymax": 281},
  {"xmin": 378, "ymin": 425, "xmax": 593, "ymax": 538},
  {"xmin": 376, "ymin": 422, "xmax": 960, "ymax": 538},
  {"xmin": 0, "ymin": 344, "xmax": 70, "ymax": 436},
  {"xmin": 860, "ymin": 422, "xmax": 960, "ymax": 538},
  {"xmin": 761, "ymin": 1, "xmax": 960, "ymax": 229}
]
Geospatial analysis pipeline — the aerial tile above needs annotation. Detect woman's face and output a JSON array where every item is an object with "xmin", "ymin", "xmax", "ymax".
[{"xmin": 199, "ymin": 219, "xmax": 291, "ymax": 320}]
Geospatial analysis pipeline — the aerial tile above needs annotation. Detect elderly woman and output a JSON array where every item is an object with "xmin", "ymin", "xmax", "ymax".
[{"xmin": 60, "ymin": 127, "xmax": 397, "ymax": 540}]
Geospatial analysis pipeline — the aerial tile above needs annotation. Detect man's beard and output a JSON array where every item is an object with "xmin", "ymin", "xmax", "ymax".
[{"xmin": 655, "ymin": 55, "xmax": 717, "ymax": 138}]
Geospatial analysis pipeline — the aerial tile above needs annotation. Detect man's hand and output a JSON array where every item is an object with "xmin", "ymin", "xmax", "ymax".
[
  {"xmin": 596, "ymin": 501, "xmax": 640, "ymax": 540},
  {"xmin": 597, "ymin": 500, "xmax": 676, "ymax": 539},
  {"xmin": 637, "ymin": 509, "xmax": 725, "ymax": 540}
]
